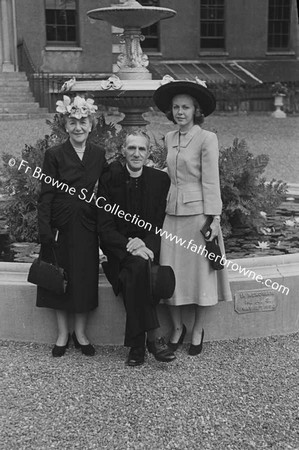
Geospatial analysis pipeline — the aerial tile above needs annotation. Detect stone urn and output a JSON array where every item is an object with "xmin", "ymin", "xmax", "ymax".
[{"xmin": 271, "ymin": 93, "xmax": 286, "ymax": 118}]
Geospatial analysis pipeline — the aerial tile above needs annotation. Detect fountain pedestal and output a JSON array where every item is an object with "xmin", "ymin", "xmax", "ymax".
[{"xmin": 64, "ymin": 0, "xmax": 176, "ymax": 129}]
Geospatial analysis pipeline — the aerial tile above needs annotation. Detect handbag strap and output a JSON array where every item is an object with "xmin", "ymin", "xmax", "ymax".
[{"xmin": 39, "ymin": 245, "xmax": 59, "ymax": 267}]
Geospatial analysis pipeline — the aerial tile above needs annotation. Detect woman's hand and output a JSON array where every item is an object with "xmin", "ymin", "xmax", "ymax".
[{"xmin": 206, "ymin": 217, "xmax": 220, "ymax": 242}]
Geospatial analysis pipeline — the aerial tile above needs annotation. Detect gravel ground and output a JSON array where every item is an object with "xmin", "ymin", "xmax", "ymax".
[
  {"xmin": 0, "ymin": 113, "xmax": 298, "ymax": 183},
  {"xmin": 1, "ymin": 334, "xmax": 298, "ymax": 450}
]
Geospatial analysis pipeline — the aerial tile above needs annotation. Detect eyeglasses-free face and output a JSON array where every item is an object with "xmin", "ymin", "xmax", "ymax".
[
  {"xmin": 172, "ymin": 94, "xmax": 196, "ymax": 132},
  {"xmin": 123, "ymin": 135, "xmax": 150, "ymax": 172},
  {"xmin": 65, "ymin": 116, "xmax": 92, "ymax": 148}
]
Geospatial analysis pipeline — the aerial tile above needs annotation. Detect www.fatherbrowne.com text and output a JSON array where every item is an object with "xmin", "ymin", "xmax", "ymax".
[{"xmin": 12, "ymin": 158, "xmax": 290, "ymax": 296}]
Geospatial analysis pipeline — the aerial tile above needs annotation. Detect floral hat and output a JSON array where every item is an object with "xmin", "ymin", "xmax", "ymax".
[{"xmin": 56, "ymin": 95, "xmax": 98, "ymax": 120}]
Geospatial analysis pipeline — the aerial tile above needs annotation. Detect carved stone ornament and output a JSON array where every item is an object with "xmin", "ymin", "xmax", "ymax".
[
  {"xmin": 160, "ymin": 75, "xmax": 175, "ymax": 85},
  {"xmin": 60, "ymin": 77, "xmax": 76, "ymax": 92},
  {"xmin": 195, "ymin": 76, "xmax": 207, "ymax": 88},
  {"xmin": 116, "ymin": 31, "xmax": 149, "ymax": 70},
  {"xmin": 101, "ymin": 75, "xmax": 123, "ymax": 90}
]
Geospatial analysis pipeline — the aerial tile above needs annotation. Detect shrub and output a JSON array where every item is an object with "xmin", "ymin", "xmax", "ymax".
[
  {"xmin": 1, "ymin": 136, "xmax": 53, "ymax": 241},
  {"xmin": 219, "ymin": 138, "xmax": 287, "ymax": 236}
]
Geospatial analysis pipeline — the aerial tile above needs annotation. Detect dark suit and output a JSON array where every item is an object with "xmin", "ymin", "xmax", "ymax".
[{"xmin": 98, "ymin": 162, "xmax": 170, "ymax": 347}]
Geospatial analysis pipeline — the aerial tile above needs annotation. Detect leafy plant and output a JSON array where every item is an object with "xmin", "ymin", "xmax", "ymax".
[
  {"xmin": 270, "ymin": 82, "xmax": 288, "ymax": 96},
  {"xmin": 219, "ymin": 138, "xmax": 287, "ymax": 236},
  {"xmin": 1, "ymin": 136, "xmax": 53, "ymax": 241}
]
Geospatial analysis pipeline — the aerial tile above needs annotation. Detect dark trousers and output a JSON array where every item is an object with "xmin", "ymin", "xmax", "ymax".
[{"xmin": 118, "ymin": 255, "xmax": 160, "ymax": 348}]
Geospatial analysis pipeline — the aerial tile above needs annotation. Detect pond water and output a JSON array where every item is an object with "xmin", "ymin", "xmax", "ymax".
[
  {"xmin": 225, "ymin": 201, "xmax": 299, "ymax": 259},
  {"xmin": 0, "ymin": 202, "xmax": 299, "ymax": 263}
]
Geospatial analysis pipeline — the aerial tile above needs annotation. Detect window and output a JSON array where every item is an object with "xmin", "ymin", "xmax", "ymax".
[
  {"xmin": 200, "ymin": 0, "xmax": 225, "ymax": 50},
  {"xmin": 268, "ymin": 0, "xmax": 291, "ymax": 50},
  {"xmin": 45, "ymin": 0, "xmax": 78, "ymax": 45},
  {"xmin": 139, "ymin": 0, "xmax": 160, "ymax": 52}
]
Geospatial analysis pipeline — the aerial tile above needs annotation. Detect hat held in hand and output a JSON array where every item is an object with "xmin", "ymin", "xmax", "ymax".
[{"xmin": 148, "ymin": 261, "xmax": 176, "ymax": 305}]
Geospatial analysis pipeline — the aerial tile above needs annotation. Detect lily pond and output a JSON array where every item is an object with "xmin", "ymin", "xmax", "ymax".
[{"xmin": 0, "ymin": 200, "xmax": 299, "ymax": 263}]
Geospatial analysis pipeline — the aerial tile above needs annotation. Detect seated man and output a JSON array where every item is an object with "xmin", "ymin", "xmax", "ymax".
[{"xmin": 98, "ymin": 130, "xmax": 176, "ymax": 366}]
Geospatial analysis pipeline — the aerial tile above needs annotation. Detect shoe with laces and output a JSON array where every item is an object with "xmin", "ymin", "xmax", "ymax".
[
  {"xmin": 147, "ymin": 337, "xmax": 176, "ymax": 363},
  {"xmin": 127, "ymin": 346, "xmax": 145, "ymax": 366}
]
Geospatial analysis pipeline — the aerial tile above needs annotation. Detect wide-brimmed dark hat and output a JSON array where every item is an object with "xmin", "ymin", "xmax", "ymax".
[
  {"xmin": 153, "ymin": 80, "xmax": 216, "ymax": 117},
  {"xmin": 148, "ymin": 261, "xmax": 176, "ymax": 305}
]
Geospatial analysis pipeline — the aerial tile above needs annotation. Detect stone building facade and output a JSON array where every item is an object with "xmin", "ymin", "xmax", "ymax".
[{"xmin": 1, "ymin": 0, "xmax": 299, "ymax": 83}]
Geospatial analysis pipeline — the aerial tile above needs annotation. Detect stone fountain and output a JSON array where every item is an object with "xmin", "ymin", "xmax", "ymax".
[{"xmin": 63, "ymin": 0, "xmax": 176, "ymax": 129}]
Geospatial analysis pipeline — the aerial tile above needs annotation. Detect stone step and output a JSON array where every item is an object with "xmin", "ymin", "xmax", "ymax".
[
  {"xmin": 0, "ymin": 95, "xmax": 35, "ymax": 102},
  {"xmin": 0, "ymin": 81, "xmax": 31, "ymax": 87},
  {"xmin": 0, "ymin": 73, "xmax": 27, "ymax": 81},
  {"xmin": 0, "ymin": 72, "xmax": 49, "ymax": 115},
  {"xmin": 0, "ymin": 71, "xmax": 27, "ymax": 77},
  {"xmin": 0, "ymin": 102, "xmax": 40, "ymax": 112},
  {"xmin": 0, "ymin": 87, "xmax": 36, "ymax": 95},
  {"xmin": 0, "ymin": 112, "xmax": 52, "ymax": 120}
]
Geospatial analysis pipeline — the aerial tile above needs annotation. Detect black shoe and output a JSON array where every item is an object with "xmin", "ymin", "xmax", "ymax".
[
  {"xmin": 147, "ymin": 337, "xmax": 176, "ymax": 363},
  {"xmin": 168, "ymin": 324, "xmax": 187, "ymax": 351},
  {"xmin": 188, "ymin": 329, "xmax": 205, "ymax": 356},
  {"xmin": 52, "ymin": 334, "xmax": 70, "ymax": 357},
  {"xmin": 127, "ymin": 346, "xmax": 145, "ymax": 367},
  {"xmin": 72, "ymin": 332, "xmax": 95, "ymax": 356}
]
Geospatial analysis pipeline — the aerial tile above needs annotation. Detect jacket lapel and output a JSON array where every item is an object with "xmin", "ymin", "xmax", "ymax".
[{"xmin": 171, "ymin": 125, "xmax": 202, "ymax": 148}]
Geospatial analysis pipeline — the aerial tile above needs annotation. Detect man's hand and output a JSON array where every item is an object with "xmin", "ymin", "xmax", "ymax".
[
  {"xmin": 126, "ymin": 237, "xmax": 145, "ymax": 253},
  {"xmin": 131, "ymin": 247, "xmax": 154, "ymax": 261}
]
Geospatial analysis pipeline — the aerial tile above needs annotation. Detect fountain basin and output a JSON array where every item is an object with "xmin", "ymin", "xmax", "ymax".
[
  {"xmin": 68, "ymin": 78, "xmax": 164, "ymax": 128},
  {"xmin": 87, "ymin": 5, "xmax": 176, "ymax": 29},
  {"xmin": 0, "ymin": 254, "xmax": 298, "ymax": 344}
]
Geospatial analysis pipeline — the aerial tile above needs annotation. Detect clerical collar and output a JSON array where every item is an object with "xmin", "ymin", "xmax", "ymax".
[{"xmin": 126, "ymin": 164, "xmax": 143, "ymax": 178}]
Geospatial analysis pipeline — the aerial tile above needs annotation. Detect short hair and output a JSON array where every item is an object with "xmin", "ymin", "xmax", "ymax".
[
  {"xmin": 125, "ymin": 129, "xmax": 150, "ymax": 150},
  {"xmin": 165, "ymin": 96, "xmax": 205, "ymax": 125}
]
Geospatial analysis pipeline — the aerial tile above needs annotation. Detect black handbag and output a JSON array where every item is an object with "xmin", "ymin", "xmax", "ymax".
[
  {"xmin": 27, "ymin": 248, "xmax": 68, "ymax": 295},
  {"xmin": 201, "ymin": 216, "xmax": 224, "ymax": 271}
]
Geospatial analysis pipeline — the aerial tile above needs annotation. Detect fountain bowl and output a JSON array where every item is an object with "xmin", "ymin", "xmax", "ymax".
[{"xmin": 87, "ymin": 5, "xmax": 176, "ymax": 29}]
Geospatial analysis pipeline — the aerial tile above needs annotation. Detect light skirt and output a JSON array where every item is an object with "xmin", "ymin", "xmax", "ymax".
[{"xmin": 160, "ymin": 214, "xmax": 232, "ymax": 306}]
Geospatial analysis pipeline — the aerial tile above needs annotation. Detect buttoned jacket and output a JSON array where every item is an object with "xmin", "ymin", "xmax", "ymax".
[
  {"xmin": 165, "ymin": 125, "xmax": 222, "ymax": 216},
  {"xmin": 38, "ymin": 139, "xmax": 106, "ymax": 242}
]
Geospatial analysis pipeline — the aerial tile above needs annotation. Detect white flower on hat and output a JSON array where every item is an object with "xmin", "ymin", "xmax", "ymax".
[
  {"xmin": 195, "ymin": 77, "xmax": 207, "ymax": 88},
  {"xmin": 56, "ymin": 95, "xmax": 98, "ymax": 119}
]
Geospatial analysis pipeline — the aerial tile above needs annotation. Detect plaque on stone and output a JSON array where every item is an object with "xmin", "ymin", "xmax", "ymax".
[{"xmin": 234, "ymin": 289, "xmax": 277, "ymax": 314}]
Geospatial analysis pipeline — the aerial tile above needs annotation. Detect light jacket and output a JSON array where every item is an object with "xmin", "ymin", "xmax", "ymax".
[{"xmin": 165, "ymin": 125, "xmax": 222, "ymax": 216}]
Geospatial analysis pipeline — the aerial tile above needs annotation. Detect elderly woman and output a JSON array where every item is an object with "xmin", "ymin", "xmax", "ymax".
[
  {"xmin": 153, "ymin": 80, "xmax": 232, "ymax": 356},
  {"xmin": 36, "ymin": 95, "xmax": 106, "ymax": 357}
]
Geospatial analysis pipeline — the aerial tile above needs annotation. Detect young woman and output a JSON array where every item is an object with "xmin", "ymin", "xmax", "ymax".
[
  {"xmin": 153, "ymin": 80, "xmax": 232, "ymax": 356},
  {"xmin": 37, "ymin": 95, "xmax": 106, "ymax": 357}
]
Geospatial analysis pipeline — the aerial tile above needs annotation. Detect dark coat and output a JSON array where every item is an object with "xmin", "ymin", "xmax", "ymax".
[
  {"xmin": 36, "ymin": 139, "xmax": 106, "ymax": 312},
  {"xmin": 98, "ymin": 162, "xmax": 170, "ymax": 294},
  {"xmin": 38, "ymin": 139, "xmax": 106, "ymax": 243}
]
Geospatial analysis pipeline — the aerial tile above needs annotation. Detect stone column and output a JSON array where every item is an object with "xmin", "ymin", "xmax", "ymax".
[{"xmin": 1, "ymin": 0, "xmax": 15, "ymax": 71}]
